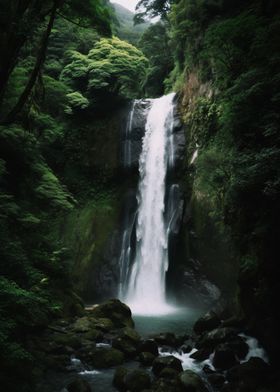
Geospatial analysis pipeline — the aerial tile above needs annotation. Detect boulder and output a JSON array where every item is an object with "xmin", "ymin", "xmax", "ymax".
[
  {"xmin": 90, "ymin": 347, "xmax": 124, "ymax": 368},
  {"xmin": 193, "ymin": 311, "xmax": 221, "ymax": 335},
  {"xmin": 84, "ymin": 329, "xmax": 104, "ymax": 342},
  {"xmin": 90, "ymin": 299, "xmax": 134, "ymax": 328},
  {"xmin": 159, "ymin": 367, "xmax": 180, "ymax": 380},
  {"xmin": 90, "ymin": 317, "xmax": 114, "ymax": 332},
  {"xmin": 180, "ymin": 344, "xmax": 193, "ymax": 354},
  {"xmin": 73, "ymin": 317, "xmax": 91, "ymax": 333},
  {"xmin": 152, "ymin": 378, "xmax": 181, "ymax": 392},
  {"xmin": 139, "ymin": 339, "xmax": 159, "ymax": 356},
  {"xmin": 67, "ymin": 379, "xmax": 91, "ymax": 392},
  {"xmin": 152, "ymin": 332, "xmax": 178, "ymax": 347},
  {"xmin": 139, "ymin": 352, "xmax": 156, "ymax": 366},
  {"xmin": 51, "ymin": 332, "xmax": 82, "ymax": 349},
  {"xmin": 45, "ymin": 354, "xmax": 70, "ymax": 371},
  {"xmin": 225, "ymin": 336, "xmax": 249, "ymax": 359},
  {"xmin": 196, "ymin": 327, "xmax": 238, "ymax": 350},
  {"xmin": 113, "ymin": 367, "xmax": 129, "ymax": 391},
  {"xmin": 124, "ymin": 369, "xmax": 151, "ymax": 392},
  {"xmin": 190, "ymin": 348, "xmax": 212, "ymax": 362},
  {"xmin": 207, "ymin": 373, "xmax": 226, "ymax": 389},
  {"xmin": 213, "ymin": 344, "xmax": 238, "ymax": 370},
  {"xmin": 112, "ymin": 327, "xmax": 141, "ymax": 358},
  {"xmin": 152, "ymin": 355, "xmax": 183, "ymax": 376},
  {"xmin": 178, "ymin": 370, "xmax": 209, "ymax": 392},
  {"xmin": 226, "ymin": 357, "xmax": 271, "ymax": 389}
]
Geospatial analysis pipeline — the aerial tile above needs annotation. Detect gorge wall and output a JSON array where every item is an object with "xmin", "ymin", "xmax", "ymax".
[{"xmin": 59, "ymin": 90, "xmax": 238, "ymax": 309}]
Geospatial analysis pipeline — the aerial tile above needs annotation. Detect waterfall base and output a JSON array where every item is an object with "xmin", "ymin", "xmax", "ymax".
[{"xmin": 125, "ymin": 299, "xmax": 179, "ymax": 316}]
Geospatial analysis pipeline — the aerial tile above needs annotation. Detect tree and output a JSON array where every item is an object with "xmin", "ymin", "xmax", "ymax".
[
  {"xmin": 0, "ymin": 0, "xmax": 112, "ymax": 122},
  {"xmin": 61, "ymin": 36, "xmax": 148, "ymax": 106},
  {"xmin": 139, "ymin": 22, "xmax": 173, "ymax": 96},
  {"xmin": 134, "ymin": 0, "xmax": 173, "ymax": 23}
]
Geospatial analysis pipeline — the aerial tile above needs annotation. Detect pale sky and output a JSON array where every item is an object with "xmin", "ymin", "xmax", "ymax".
[{"xmin": 111, "ymin": 0, "xmax": 138, "ymax": 13}]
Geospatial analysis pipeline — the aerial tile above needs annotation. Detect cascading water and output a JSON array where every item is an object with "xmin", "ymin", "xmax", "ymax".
[
  {"xmin": 123, "ymin": 101, "xmax": 136, "ymax": 168},
  {"xmin": 121, "ymin": 93, "xmax": 177, "ymax": 314}
]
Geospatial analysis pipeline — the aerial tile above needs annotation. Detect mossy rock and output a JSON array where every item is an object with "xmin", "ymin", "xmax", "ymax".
[
  {"xmin": 67, "ymin": 378, "xmax": 91, "ymax": 392},
  {"xmin": 72, "ymin": 317, "xmax": 92, "ymax": 332},
  {"xmin": 124, "ymin": 369, "xmax": 151, "ymax": 392},
  {"xmin": 159, "ymin": 367, "xmax": 180, "ymax": 380},
  {"xmin": 90, "ymin": 299, "xmax": 134, "ymax": 328},
  {"xmin": 113, "ymin": 366, "xmax": 129, "ymax": 391},
  {"xmin": 138, "ymin": 352, "xmax": 156, "ymax": 366},
  {"xmin": 152, "ymin": 356, "xmax": 183, "ymax": 376},
  {"xmin": 178, "ymin": 370, "xmax": 209, "ymax": 391},
  {"xmin": 52, "ymin": 333, "xmax": 82, "ymax": 349},
  {"xmin": 90, "ymin": 317, "xmax": 114, "ymax": 332},
  {"xmin": 84, "ymin": 328, "xmax": 104, "ymax": 342},
  {"xmin": 112, "ymin": 327, "xmax": 141, "ymax": 358},
  {"xmin": 90, "ymin": 347, "xmax": 124, "ymax": 368}
]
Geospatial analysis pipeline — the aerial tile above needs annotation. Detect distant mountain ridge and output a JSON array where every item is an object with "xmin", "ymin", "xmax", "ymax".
[{"xmin": 112, "ymin": 2, "xmax": 150, "ymax": 45}]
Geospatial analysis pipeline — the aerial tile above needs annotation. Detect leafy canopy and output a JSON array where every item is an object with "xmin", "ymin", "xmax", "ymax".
[{"xmin": 61, "ymin": 36, "xmax": 148, "ymax": 104}]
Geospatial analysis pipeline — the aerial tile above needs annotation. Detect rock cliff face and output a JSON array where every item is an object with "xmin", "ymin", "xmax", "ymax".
[
  {"xmin": 173, "ymin": 73, "xmax": 239, "ymax": 306},
  {"xmin": 59, "ymin": 89, "xmax": 237, "ymax": 307}
]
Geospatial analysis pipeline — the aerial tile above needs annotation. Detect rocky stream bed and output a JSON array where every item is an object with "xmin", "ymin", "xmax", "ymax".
[{"xmin": 33, "ymin": 299, "xmax": 278, "ymax": 392}]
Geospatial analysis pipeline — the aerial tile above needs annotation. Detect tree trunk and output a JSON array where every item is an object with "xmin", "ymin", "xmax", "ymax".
[{"xmin": 1, "ymin": 0, "xmax": 59, "ymax": 124}]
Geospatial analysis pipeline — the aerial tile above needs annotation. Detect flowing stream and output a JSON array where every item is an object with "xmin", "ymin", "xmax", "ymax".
[{"xmin": 121, "ymin": 93, "xmax": 177, "ymax": 315}]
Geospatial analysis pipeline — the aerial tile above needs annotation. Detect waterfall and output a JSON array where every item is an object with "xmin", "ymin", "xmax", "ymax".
[
  {"xmin": 121, "ymin": 93, "xmax": 177, "ymax": 314},
  {"xmin": 123, "ymin": 101, "xmax": 136, "ymax": 168}
]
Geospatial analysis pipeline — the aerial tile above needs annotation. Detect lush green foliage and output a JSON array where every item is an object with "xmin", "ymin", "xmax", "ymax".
[
  {"xmin": 61, "ymin": 36, "xmax": 148, "ymax": 107},
  {"xmin": 0, "ymin": 1, "xmax": 117, "ymax": 390},
  {"xmin": 138, "ymin": 22, "xmax": 173, "ymax": 96}
]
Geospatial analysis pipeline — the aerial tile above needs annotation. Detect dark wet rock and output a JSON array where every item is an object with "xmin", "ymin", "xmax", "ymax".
[
  {"xmin": 49, "ymin": 343, "xmax": 74, "ymax": 356},
  {"xmin": 172, "ymin": 115, "xmax": 183, "ymax": 133},
  {"xmin": 180, "ymin": 344, "xmax": 193, "ymax": 354},
  {"xmin": 139, "ymin": 339, "xmax": 159, "ymax": 356},
  {"xmin": 77, "ymin": 343, "xmax": 97, "ymax": 363},
  {"xmin": 84, "ymin": 329, "xmax": 104, "ymax": 342},
  {"xmin": 152, "ymin": 378, "xmax": 181, "ymax": 392},
  {"xmin": 72, "ymin": 317, "xmax": 92, "ymax": 333},
  {"xmin": 152, "ymin": 332, "xmax": 177, "ymax": 347},
  {"xmin": 159, "ymin": 367, "xmax": 180, "ymax": 380},
  {"xmin": 113, "ymin": 367, "xmax": 129, "ymax": 391},
  {"xmin": 112, "ymin": 327, "xmax": 141, "ymax": 358},
  {"xmin": 67, "ymin": 378, "xmax": 91, "ymax": 392},
  {"xmin": 89, "ymin": 347, "xmax": 124, "ymax": 368},
  {"xmin": 112, "ymin": 337, "xmax": 138, "ymax": 358},
  {"xmin": 190, "ymin": 348, "xmax": 212, "ymax": 362},
  {"xmin": 213, "ymin": 344, "xmax": 238, "ymax": 370},
  {"xmin": 207, "ymin": 373, "xmax": 226, "ymax": 388},
  {"xmin": 178, "ymin": 370, "xmax": 209, "ymax": 391},
  {"xmin": 152, "ymin": 355, "xmax": 183, "ymax": 376},
  {"xmin": 71, "ymin": 315, "xmax": 113, "ymax": 335},
  {"xmin": 52, "ymin": 333, "xmax": 82, "ymax": 350},
  {"xmin": 90, "ymin": 299, "xmax": 134, "ymax": 328},
  {"xmin": 193, "ymin": 311, "xmax": 221, "ymax": 335},
  {"xmin": 226, "ymin": 336, "xmax": 249, "ymax": 359},
  {"xmin": 124, "ymin": 369, "xmax": 151, "ymax": 392},
  {"xmin": 45, "ymin": 354, "xmax": 70, "ymax": 371},
  {"xmin": 196, "ymin": 327, "xmax": 238, "ymax": 350},
  {"xmin": 203, "ymin": 365, "xmax": 215, "ymax": 374},
  {"xmin": 90, "ymin": 317, "xmax": 114, "ymax": 332},
  {"xmin": 139, "ymin": 352, "xmax": 156, "ymax": 366},
  {"xmin": 178, "ymin": 268, "xmax": 221, "ymax": 308},
  {"xmin": 226, "ymin": 357, "xmax": 271, "ymax": 389},
  {"xmin": 173, "ymin": 129, "xmax": 186, "ymax": 165}
]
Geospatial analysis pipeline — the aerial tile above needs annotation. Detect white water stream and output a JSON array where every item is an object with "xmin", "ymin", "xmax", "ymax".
[{"xmin": 124, "ymin": 93, "xmax": 176, "ymax": 315}]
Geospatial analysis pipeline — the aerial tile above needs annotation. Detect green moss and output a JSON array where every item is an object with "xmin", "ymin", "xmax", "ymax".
[{"xmin": 60, "ymin": 192, "xmax": 121, "ymax": 296}]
